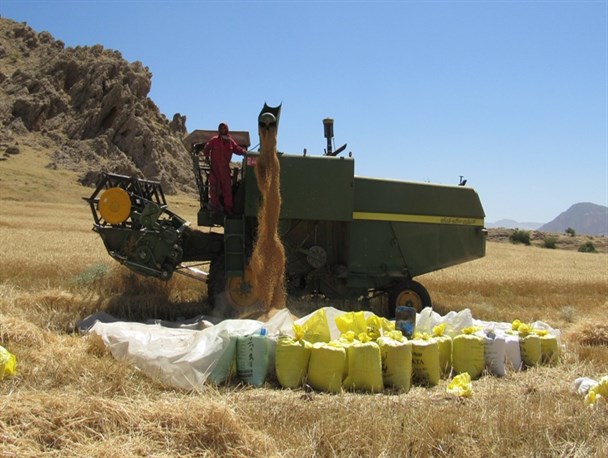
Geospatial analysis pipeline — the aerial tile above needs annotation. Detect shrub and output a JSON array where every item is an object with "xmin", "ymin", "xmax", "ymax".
[
  {"xmin": 578, "ymin": 241, "xmax": 597, "ymax": 253},
  {"xmin": 565, "ymin": 227, "xmax": 576, "ymax": 237},
  {"xmin": 543, "ymin": 236, "xmax": 558, "ymax": 249},
  {"xmin": 509, "ymin": 229, "xmax": 531, "ymax": 246}
]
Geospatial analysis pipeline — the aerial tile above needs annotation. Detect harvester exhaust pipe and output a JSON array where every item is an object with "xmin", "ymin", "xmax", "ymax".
[
  {"xmin": 323, "ymin": 117, "xmax": 347, "ymax": 157},
  {"xmin": 323, "ymin": 118, "xmax": 334, "ymax": 156}
]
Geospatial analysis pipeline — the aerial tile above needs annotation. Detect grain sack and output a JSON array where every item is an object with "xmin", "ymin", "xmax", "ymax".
[
  {"xmin": 519, "ymin": 333, "xmax": 542, "ymax": 367},
  {"xmin": 452, "ymin": 330, "xmax": 485, "ymax": 380},
  {"xmin": 447, "ymin": 372, "xmax": 473, "ymax": 397},
  {"xmin": 275, "ymin": 336, "xmax": 311, "ymax": 389},
  {"xmin": 294, "ymin": 308, "xmax": 331, "ymax": 343},
  {"xmin": 308, "ymin": 342, "xmax": 347, "ymax": 393},
  {"xmin": 207, "ymin": 334, "xmax": 237, "ymax": 385},
  {"xmin": 536, "ymin": 331, "xmax": 560, "ymax": 366},
  {"xmin": 504, "ymin": 333, "xmax": 523, "ymax": 371},
  {"xmin": 411, "ymin": 337, "xmax": 440, "ymax": 386},
  {"xmin": 585, "ymin": 376, "xmax": 608, "ymax": 407},
  {"xmin": 432, "ymin": 325, "xmax": 452, "ymax": 377},
  {"xmin": 236, "ymin": 333, "xmax": 270, "ymax": 387},
  {"xmin": 481, "ymin": 330, "xmax": 506, "ymax": 377},
  {"xmin": 377, "ymin": 334, "xmax": 412, "ymax": 392},
  {"xmin": 343, "ymin": 341, "xmax": 383, "ymax": 393}
]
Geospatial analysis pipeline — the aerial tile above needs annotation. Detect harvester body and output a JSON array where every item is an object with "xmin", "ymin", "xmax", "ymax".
[{"xmin": 86, "ymin": 106, "xmax": 486, "ymax": 317}]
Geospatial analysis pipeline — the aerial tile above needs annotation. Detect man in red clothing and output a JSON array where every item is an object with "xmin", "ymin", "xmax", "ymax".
[{"xmin": 202, "ymin": 122, "xmax": 246, "ymax": 214}]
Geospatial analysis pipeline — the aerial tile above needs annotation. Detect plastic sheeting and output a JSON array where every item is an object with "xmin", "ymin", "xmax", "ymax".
[{"xmin": 88, "ymin": 309, "xmax": 297, "ymax": 390}]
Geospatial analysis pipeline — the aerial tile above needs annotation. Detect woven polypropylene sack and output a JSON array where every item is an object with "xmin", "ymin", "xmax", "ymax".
[
  {"xmin": 378, "ymin": 337, "xmax": 412, "ymax": 392},
  {"xmin": 275, "ymin": 336, "xmax": 311, "ymax": 389},
  {"xmin": 411, "ymin": 339, "xmax": 440, "ymax": 386},
  {"xmin": 343, "ymin": 341, "xmax": 383, "ymax": 393},
  {"xmin": 308, "ymin": 343, "xmax": 346, "ymax": 393},
  {"xmin": 453, "ymin": 334, "xmax": 485, "ymax": 380}
]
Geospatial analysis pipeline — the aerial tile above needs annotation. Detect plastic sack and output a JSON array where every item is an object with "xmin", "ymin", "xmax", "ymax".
[
  {"xmin": 432, "ymin": 325, "xmax": 452, "ymax": 377},
  {"xmin": 452, "ymin": 332, "xmax": 485, "ymax": 380},
  {"xmin": 335, "ymin": 311, "xmax": 368, "ymax": 336},
  {"xmin": 236, "ymin": 333, "xmax": 271, "ymax": 387},
  {"xmin": 447, "ymin": 372, "xmax": 473, "ymax": 397},
  {"xmin": 293, "ymin": 308, "xmax": 331, "ymax": 343},
  {"xmin": 481, "ymin": 329, "xmax": 506, "ymax": 377},
  {"xmin": 207, "ymin": 334, "xmax": 237, "ymax": 385},
  {"xmin": 585, "ymin": 376, "xmax": 608, "ymax": 407},
  {"xmin": 572, "ymin": 377, "xmax": 599, "ymax": 396},
  {"xmin": 0, "ymin": 345, "xmax": 17, "ymax": 380},
  {"xmin": 275, "ymin": 336, "xmax": 311, "ymax": 389},
  {"xmin": 504, "ymin": 333, "xmax": 523, "ymax": 371},
  {"xmin": 89, "ymin": 318, "xmax": 263, "ymax": 390},
  {"xmin": 537, "ymin": 333, "xmax": 560, "ymax": 366},
  {"xmin": 307, "ymin": 342, "xmax": 346, "ymax": 393},
  {"xmin": 343, "ymin": 341, "xmax": 383, "ymax": 392},
  {"xmin": 411, "ymin": 337, "xmax": 440, "ymax": 386},
  {"xmin": 416, "ymin": 308, "xmax": 473, "ymax": 337},
  {"xmin": 377, "ymin": 335, "xmax": 412, "ymax": 392},
  {"xmin": 519, "ymin": 333, "xmax": 542, "ymax": 368}
]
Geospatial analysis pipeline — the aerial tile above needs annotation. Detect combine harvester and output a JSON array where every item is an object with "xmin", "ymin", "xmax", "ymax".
[{"xmin": 85, "ymin": 104, "xmax": 486, "ymax": 318}]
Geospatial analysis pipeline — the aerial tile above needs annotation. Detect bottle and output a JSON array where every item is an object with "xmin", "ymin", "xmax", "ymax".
[{"xmin": 395, "ymin": 306, "xmax": 416, "ymax": 339}]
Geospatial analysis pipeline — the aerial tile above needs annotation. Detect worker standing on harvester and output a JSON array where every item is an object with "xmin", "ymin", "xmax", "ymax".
[{"xmin": 203, "ymin": 122, "xmax": 246, "ymax": 215}]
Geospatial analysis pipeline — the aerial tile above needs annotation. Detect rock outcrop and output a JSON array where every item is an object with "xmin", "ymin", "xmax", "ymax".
[{"xmin": 0, "ymin": 17, "xmax": 195, "ymax": 194}]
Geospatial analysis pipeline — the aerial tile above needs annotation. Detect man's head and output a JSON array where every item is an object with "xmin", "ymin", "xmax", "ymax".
[{"xmin": 218, "ymin": 123, "xmax": 229, "ymax": 136}]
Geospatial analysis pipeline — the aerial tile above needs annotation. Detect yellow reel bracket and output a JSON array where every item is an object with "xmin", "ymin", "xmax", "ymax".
[{"xmin": 98, "ymin": 187, "xmax": 132, "ymax": 224}]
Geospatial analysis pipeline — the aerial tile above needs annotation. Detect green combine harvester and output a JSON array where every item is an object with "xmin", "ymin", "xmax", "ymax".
[{"xmin": 85, "ymin": 104, "xmax": 486, "ymax": 318}]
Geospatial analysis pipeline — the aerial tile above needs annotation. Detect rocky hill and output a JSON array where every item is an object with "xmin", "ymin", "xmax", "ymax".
[
  {"xmin": 0, "ymin": 17, "xmax": 195, "ymax": 194},
  {"xmin": 539, "ymin": 202, "xmax": 608, "ymax": 236}
]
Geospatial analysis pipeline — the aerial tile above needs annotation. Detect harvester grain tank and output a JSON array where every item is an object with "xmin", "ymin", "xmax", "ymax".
[{"xmin": 85, "ymin": 104, "xmax": 486, "ymax": 318}]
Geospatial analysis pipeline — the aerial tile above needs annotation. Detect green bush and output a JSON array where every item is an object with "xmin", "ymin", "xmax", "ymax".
[
  {"xmin": 543, "ymin": 236, "xmax": 558, "ymax": 249},
  {"xmin": 509, "ymin": 229, "xmax": 531, "ymax": 245},
  {"xmin": 565, "ymin": 227, "xmax": 576, "ymax": 237},
  {"xmin": 578, "ymin": 241, "xmax": 597, "ymax": 253}
]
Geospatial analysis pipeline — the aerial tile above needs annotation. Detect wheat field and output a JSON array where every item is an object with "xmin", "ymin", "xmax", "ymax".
[{"xmin": 1, "ymin": 189, "xmax": 607, "ymax": 457}]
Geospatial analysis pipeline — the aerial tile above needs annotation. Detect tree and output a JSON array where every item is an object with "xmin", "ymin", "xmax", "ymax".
[{"xmin": 565, "ymin": 227, "xmax": 576, "ymax": 237}]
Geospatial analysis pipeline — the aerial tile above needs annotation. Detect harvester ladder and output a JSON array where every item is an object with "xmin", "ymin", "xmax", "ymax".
[{"xmin": 224, "ymin": 216, "xmax": 246, "ymax": 277}]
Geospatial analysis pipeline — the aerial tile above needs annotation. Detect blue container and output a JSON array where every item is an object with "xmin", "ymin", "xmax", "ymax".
[{"xmin": 395, "ymin": 306, "xmax": 416, "ymax": 339}]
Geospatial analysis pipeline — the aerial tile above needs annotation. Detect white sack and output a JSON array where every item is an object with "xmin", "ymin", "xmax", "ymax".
[{"xmin": 89, "ymin": 319, "xmax": 263, "ymax": 390}]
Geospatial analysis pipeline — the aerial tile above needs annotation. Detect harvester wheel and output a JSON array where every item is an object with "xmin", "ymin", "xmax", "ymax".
[
  {"xmin": 388, "ymin": 280, "xmax": 432, "ymax": 317},
  {"xmin": 208, "ymin": 256, "xmax": 261, "ymax": 318}
]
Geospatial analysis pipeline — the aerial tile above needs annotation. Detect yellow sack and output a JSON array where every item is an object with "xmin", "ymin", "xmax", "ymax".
[
  {"xmin": 447, "ymin": 372, "xmax": 473, "ymax": 397},
  {"xmin": 307, "ymin": 342, "xmax": 346, "ymax": 393},
  {"xmin": 435, "ymin": 336, "xmax": 452, "ymax": 377},
  {"xmin": 335, "ymin": 311, "xmax": 367, "ymax": 336},
  {"xmin": 411, "ymin": 338, "xmax": 440, "ymax": 386},
  {"xmin": 539, "ymin": 334, "xmax": 560, "ymax": 366},
  {"xmin": 377, "ymin": 336, "xmax": 412, "ymax": 392},
  {"xmin": 275, "ymin": 336, "xmax": 311, "ymax": 389},
  {"xmin": 452, "ymin": 334, "xmax": 485, "ymax": 380},
  {"xmin": 585, "ymin": 376, "xmax": 608, "ymax": 407},
  {"xmin": 294, "ymin": 308, "xmax": 331, "ymax": 343},
  {"xmin": 519, "ymin": 333, "xmax": 542, "ymax": 367},
  {"xmin": 343, "ymin": 341, "xmax": 383, "ymax": 393},
  {"xmin": 0, "ymin": 345, "xmax": 17, "ymax": 380}
]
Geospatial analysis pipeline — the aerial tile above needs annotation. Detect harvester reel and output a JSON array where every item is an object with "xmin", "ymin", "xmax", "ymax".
[{"xmin": 98, "ymin": 187, "xmax": 131, "ymax": 224}]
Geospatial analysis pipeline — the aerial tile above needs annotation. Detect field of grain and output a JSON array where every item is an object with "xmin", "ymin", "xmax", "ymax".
[{"xmin": 1, "ymin": 192, "xmax": 607, "ymax": 457}]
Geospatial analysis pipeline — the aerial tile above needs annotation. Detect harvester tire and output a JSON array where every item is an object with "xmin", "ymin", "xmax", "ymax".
[
  {"xmin": 388, "ymin": 280, "xmax": 432, "ymax": 317},
  {"xmin": 208, "ymin": 255, "xmax": 260, "ymax": 319}
]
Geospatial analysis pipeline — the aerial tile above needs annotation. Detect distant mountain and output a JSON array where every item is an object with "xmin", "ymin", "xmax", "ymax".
[
  {"xmin": 486, "ymin": 219, "xmax": 542, "ymax": 230},
  {"xmin": 539, "ymin": 203, "xmax": 608, "ymax": 236}
]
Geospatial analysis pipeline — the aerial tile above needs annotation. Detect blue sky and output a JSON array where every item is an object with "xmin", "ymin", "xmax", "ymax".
[{"xmin": 2, "ymin": 0, "xmax": 606, "ymax": 223}]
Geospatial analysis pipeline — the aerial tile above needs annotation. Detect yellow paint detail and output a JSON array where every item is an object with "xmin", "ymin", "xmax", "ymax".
[
  {"xmin": 352, "ymin": 211, "xmax": 484, "ymax": 227},
  {"xmin": 98, "ymin": 187, "xmax": 131, "ymax": 225}
]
